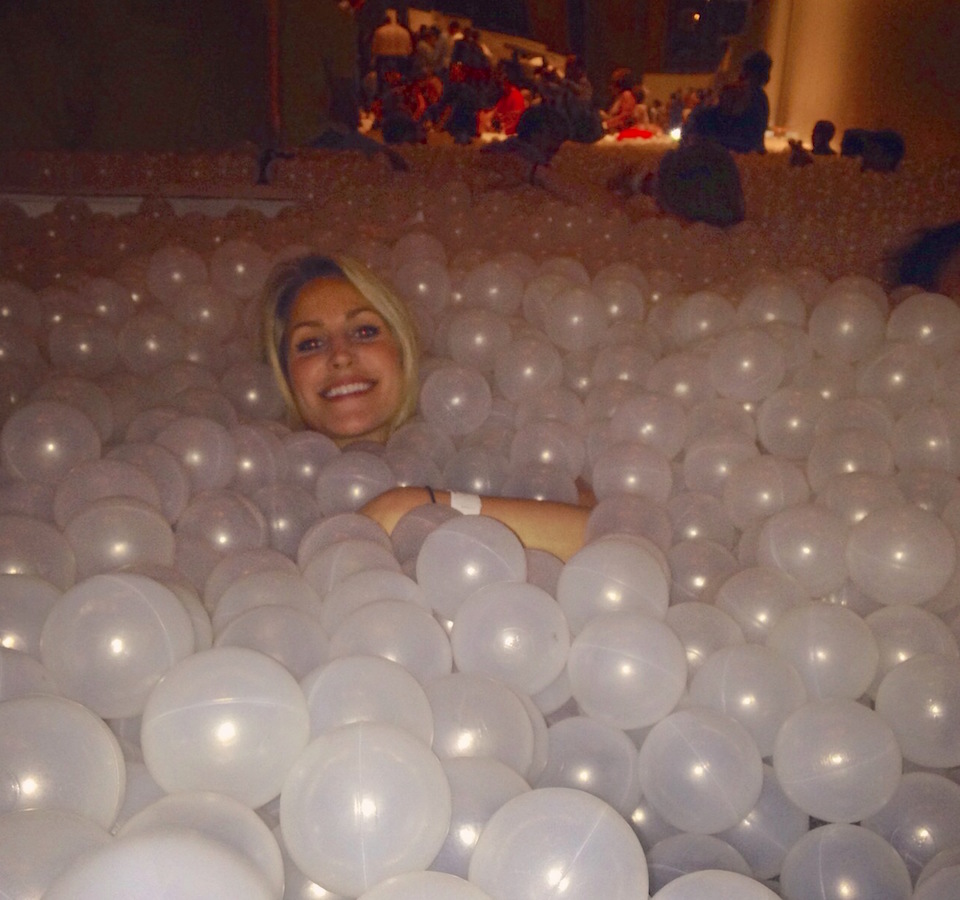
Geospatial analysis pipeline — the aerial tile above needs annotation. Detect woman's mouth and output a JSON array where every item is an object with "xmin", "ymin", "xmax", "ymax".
[{"xmin": 321, "ymin": 380, "xmax": 375, "ymax": 399}]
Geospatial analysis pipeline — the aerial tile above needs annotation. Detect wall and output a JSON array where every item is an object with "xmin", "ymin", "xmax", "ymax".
[{"xmin": 767, "ymin": 0, "xmax": 960, "ymax": 154}]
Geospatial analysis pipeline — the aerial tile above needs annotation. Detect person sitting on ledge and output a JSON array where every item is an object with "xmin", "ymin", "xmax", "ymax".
[
  {"xmin": 811, "ymin": 120, "xmax": 836, "ymax": 155},
  {"xmin": 262, "ymin": 254, "xmax": 593, "ymax": 561}
]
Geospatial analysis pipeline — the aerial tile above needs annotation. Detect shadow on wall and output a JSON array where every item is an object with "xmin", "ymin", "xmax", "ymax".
[{"xmin": 0, "ymin": 0, "xmax": 268, "ymax": 152}]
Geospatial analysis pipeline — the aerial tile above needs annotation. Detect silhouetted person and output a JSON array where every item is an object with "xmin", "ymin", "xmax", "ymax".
[
  {"xmin": 812, "ymin": 120, "xmax": 836, "ymax": 155},
  {"xmin": 892, "ymin": 220, "xmax": 960, "ymax": 297},
  {"xmin": 841, "ymin": 128, "xmax": 906, "ymax": 172},
  {"xmin": 686, "ymin": 50, "xmax": 772, "ymax": 154}
]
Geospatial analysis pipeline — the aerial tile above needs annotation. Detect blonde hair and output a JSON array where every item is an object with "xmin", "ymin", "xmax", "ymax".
[{"xmin": 262, "ymin": 254, "xmax": 420, "ymax": 436}]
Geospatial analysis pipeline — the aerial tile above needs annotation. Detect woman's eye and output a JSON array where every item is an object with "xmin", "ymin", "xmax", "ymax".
[
  {"xmin": 354, "ymin": 323, "xmax": 381, "ymax": 340},
  {"xmin": 294, "ymin": 336, "xmax": 327, "ymax": 354}
]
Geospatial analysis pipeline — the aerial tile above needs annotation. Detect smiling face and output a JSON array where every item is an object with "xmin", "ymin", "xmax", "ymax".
[{"xmin": 284, "ymin": 277, "xmax": 404, "ymax": 445}]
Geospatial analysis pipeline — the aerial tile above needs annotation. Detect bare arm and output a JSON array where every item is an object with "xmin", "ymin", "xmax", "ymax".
[{"xmin": 360, "ymin": 486, "xmax": 591, "ymax": 562}]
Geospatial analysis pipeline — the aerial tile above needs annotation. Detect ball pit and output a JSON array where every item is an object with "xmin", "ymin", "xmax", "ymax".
[{"xmin": 1, "ymin": 143, "xmax": 960, "ymax": 898}]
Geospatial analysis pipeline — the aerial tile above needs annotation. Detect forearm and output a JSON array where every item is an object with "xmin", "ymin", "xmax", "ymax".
[{"xmin": 360, "ymin": 486, "xmax": 591, "ymax": 562}]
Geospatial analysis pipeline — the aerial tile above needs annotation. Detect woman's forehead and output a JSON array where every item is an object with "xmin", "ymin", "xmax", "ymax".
[{"xmin": 288, "ymin": 277, "xmax": 377, "ymax": 324}]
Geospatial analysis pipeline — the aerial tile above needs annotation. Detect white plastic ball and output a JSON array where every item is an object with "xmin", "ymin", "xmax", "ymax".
[
  {"xmin": 141, "ymin": 646, "xmax": 310, "ymax": 808},
  {"xmin": 556, "ymin": 534, "xmax": 669, "ymax": 633},
  {"xmin": 0, "ymin": 694, "xmax": 125, "ymax": 828},
  {"xmin": 313, "ymin": 451, "xmax": 396, "ymax": 516},
  {"xmin": 722, "ymin": 455, "xmax": 810, "ymax": 530},
  {"xmin": 416, "ymin": 516, "xmax": 526, "ymax": 621},
  {"xmin": 1, "ymin": 400, "xmax": 100, "ymax": 483},
  {"xmin": 651, "ymin": 869, "xmax": 780, "ymax": 899},
  {"xmin": 773, "ymin": 698, "xmax": 901, "ymax": 823},
  {"xmin": 646, "ymin": 833, "xmax": 751, "ymax": 895},
  {"xmin": 707, "ymin": 328, "xmax": 786, "ymax": 401},
  {"xmin": 154, "ymin": 416, "xmax": 238, "ymax": 493},
  {"xmin": 419, "ymin": 365, "xmax": 492, "ymax": 436},
  {"xmin": 846, "ymin": 504, "xmax": 956, "ymax": 605},
  {"xmin": 807, "ymin": 289, "xmax": 886, "ymax": 362},
  {"xmin": 0, "ymin": 514, "xmax": 77, "ymax": 589},
  {"xmin": 431, "ymin": 756, "xmax": 530, "ymax": 879},
  {"xmin": 40, "ymin": 572, "xmax": 194, "ymax": 718},
  {"xmin": 637, "ymin": 707, "xmax": 764, "ymax": 834},
  {"xmin": 451, "ymin": 581, "xmax": 569, "ymax": 695},
  {"xmin": 567, "ymin": 611, "xmax": 687, "ymax": 730},
  {"xmin": 358, "ymin": 871, "xmax": 493, "ymax": 899},
  {"xmin": 468, "ymin": 787, "xmax": 649, "ymax": 900},
  {"xmin": 280, "ymin": 722, "xmax": 451, "ymax": 897}
]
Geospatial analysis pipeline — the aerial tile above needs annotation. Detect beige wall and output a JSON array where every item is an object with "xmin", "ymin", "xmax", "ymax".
[{"xmin": 766, "ymin": 0, "xmax": 960, "ymax": 154}]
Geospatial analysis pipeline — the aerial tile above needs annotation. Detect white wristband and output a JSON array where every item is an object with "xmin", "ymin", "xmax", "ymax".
[{"xmin": 449, "ymin": 491, "xmax": 482, "ymax": 515}]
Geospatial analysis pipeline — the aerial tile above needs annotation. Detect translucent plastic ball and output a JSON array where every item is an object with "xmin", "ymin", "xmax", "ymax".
[
  {"xmin": 0, "ymin": 400, "xmax": 101, "ymax": 483},
  {"xmin": 644, "ymin": 351, "xmax": 716, "ymax": 407},
  {"xmin": 0, "ymin": 694, "xmax": 125, "ymax": 829},
  {"xmin": 280, "ymin": 722, "xmax": 451, "ymax": 897},
  {"xmin": 116, "ymin": 309, "xmax": 187, "ymax": 375},
  {"xmin": 0, "ymin": 809, "xmax": 112, "ymax": 900},
  {"xmin": 637, "ymin": 707, "xmax": 764, "ymax": 834},
  {"xmin": 914, "ymin": 866, "xmax": 960, "ymax": 900},
  {"xmin": 846, "ymin": 504, "xmax": 957, "ymax": 605},
  {"xmin": 664, "ymin": 600, "xmax": 745, "ymax": 678},
  {"xmin": 416, "ymin": 516, "xmax": 526, "ymax": 621},
  {"xmin": 585, "ymin": 494, "xmax": 673, "ymax": 551},
  {"xmin": 392, "ymin": 257, "xmax": 452, "ymax": 317},
  {"xmin": 806, "ymin": 427, "xmax": 895, "ymax": 491},
  {"xmin": 419, "ymin": 364, "xmax": 493, "ymax": 436},
  {"xmin": 666, "ymin": 540, "xmax": 740, "ymax": 605},
  {"xmin": 0, "ymin": 514, "xmax": 77, "ymax": 590},
  {"xmin": 722, "ymin": 455, "xmax": 810, "ymax": 531},
  {"xmin": 280, "ymin": 430, "xmax": 340, "ymax": 487},
  {"xmin": 773, "ymin": 698, "xmax": 901, "ymax": 823},
  {"xmin": 766, "ymin": 601, "xmax": 879, "ymax": 700},
  {"xmin": 567, "ymin": 611, "xmax": 687, "ymax": 730},
  {"xmin": 683, "ymin": 431, "xmax": 759, "ymax": 497},
  {"xmin": 592, "ymin": 441, "xmax": 673, "ymax": 503},
  {"xmin": 874, "ymin": 654, "xmax": 960, "ymax": 768},
  {"xmin": 690, "ymin": 644, "xmax": 807, "ymax": 758},
  {"xmin": 707, "ymin": 328, "xmax": 786, "ymax": 402},
  {"xmin": 807, "ymin": 289, "xmax": 886, "ymax": 362},
  {"xmin": 301, "ymin": 654, "xmax": 433, "ymax": 743},
  {"xmin": 118, "ymin": 790, "xmax": 284, "ymax": 897},
  {"xmin": 779, "ymin": 823, "xmax": 912, "ymax": 900},
  {"xmin": 314, "ymin": 451, "xmax": 397, "ymax": 516},
  {"xmin": 863, "ymin": 772, "xmax": 960, "ymax": 883},
  {"xmin": 646, "ymin": 833, "xmax": 752, "ymax": 895},
  {"xmin": 468, "ymin": 787, "xmax": 649, "ymax": 900},
  {"xmin": 543, "ymin": 287, "xmax": 607, "ymax": 352},
  {"xmin": 301, "ymin": 538, "xmax": 401, "ymax": 597},
  {"xmin": 556, "ymin": 534, "xmax": 670, "ymax": 634},
  {"xmin": 856, "ymin": 342, "xmax": 937, "ymax": 417},
  {"xmin": 296, "ymin": 513, "xmax": 393, "ymax": 569},
  {"xmin": 755, "ymin": 505, "xmax": 849, "ymax": 597},
  {"xmin": 47, "ymin": 314, "xmax": 118, "ymax": 377},
  {"xmin": 669, "ymin": 290, "xmax": 736, "ymax": 346},
  {"xmin": 716, "ymin": 764, "xmax": 811, "ymax": 881},
  {"xmin": 318, "ymin": 568, "xmax": 428, "ymax": 634},
  {"xmin": 425, "ymin": 672, "xmax": 534, "ymax": 776},
  {"xmin": 176, "ymin": 489, "xmax": 268, "ymax": 557},
  {"xmin": 607, "ymin": 394, "xmax": 688, "ymax": 459},
  {"xmin": 651, "ymin": 869, "xmax": 782, "ymax": 899},
  {"xmin": 432, "ymin": 756, "xmax": 530, "ymax": 879},
  {"xmin": 146, "ymin": 244, "xmax": 209, "ymax": 307},
  {"xmin": 43, "ymin": 829, "xmax": 275, "ymax": 900},
  {"xmin": 31, "ymin": 375, "xmax": 116, "ymax": 443},
  {"xmin": 358, "ymin": 871, "xmax": 494, "ymax": 899},
  {"xmin": 887, "ymin": 292, "xmax": 960, "ymax": 359},
  {"xmin": 253, "ymin": 482, "xmax": 322, "ymax": 558},
  {"xmin": 141, "ymin": 646, "xmax": 310, "ymax": 808},
  {"xmin": 214, "ymin": 605, "xmax": 329, "ymax": 680},
  {"xmin": 327, "ymin": 599, "xmax": 453, "ymax": 685},
  {"xmin": 891, "ymin": 403, "xmax": 960, "ymax": 474},
  {"xmin": 756, "ymin": 388, "xmax": 830, "ymax": 459},
  {"xmin": 461, "ymin": 261, "xmax": 524, "ymax": 315},
  {"xmin": 668, "ymin": 493, "xmax": 735, "ymax": 553},
  {"xmin": 169, "ymin": 282, "xmax": 239, "ymax": 340},
  {"xmin": 105, "ymin": 441, "xmax": 190, "ymax": 523},
  {"xmin": 492, "ymin": 336, "xmax": 563, "ymax": 403},
  {"xmin": 63, "ymin": 497, "xmax": 176, "ymax": 579},
  {"xmin": 815, "ymin": 472, "xmax": 905, "ymax": 527},
  {"xmin": 451, "ymin": 581, "xmax": 570, "ymax": 695},
  {"xmin": 208, "ymin": 238, "xmax": 271, "ymax": 299},
  {"xmin": 445, "ymin": 307, "xmax": 511, "ymax": 374},
  {"xmin": 865, "ymin": 605, "xmax": 959, "ymax": 696},
  {"xmin": 535, "ymin": 715, "xmax": 641, "ymax": 816},
  {"xmin": 52, "ymin": 457, "xmax": 162, "ymax": 528},
  {"xmin": 154, "ymin": 416, "xmax": 238, "ymax": 493},
  {"xmin": 0, "ymin": 646, "xmax": 57, "ymax": 701},
  {"xmin": 0, "ymin": 573, "xmax": 63, "ymax": 657},
  {"xmin": 40, "ymin": 572, "xmax": 194, "ymax": 718}
]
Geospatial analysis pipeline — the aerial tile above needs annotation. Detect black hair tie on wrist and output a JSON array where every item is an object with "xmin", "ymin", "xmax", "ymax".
[{"xmin": 426, "ymin": 486, "xmax": 437, "ymax": 504}]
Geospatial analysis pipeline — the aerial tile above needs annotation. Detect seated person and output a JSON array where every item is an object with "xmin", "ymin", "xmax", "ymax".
[
  {"xmin": 812, "ymin": 120, "xmax": 836, "ymax": 155},
  {"xmin": 891, "ymin": 220, "xmax": 960, "ymax": 298},
  {"xmin": 686, "ymin": 50, "xmax": 772, "ymax": 154},
  {"xmin": 608, "ymin": 133, "xmax": 745, "ymax": 228},
  {"xmin": 480, "ymin": 67, "xmax": 527, "ymax": 137},
  {"xmin": 601, "ymin": 68, "xmax": 638, "ymax": 133},
  {"xmin": 262, "ymin": 254, "xmax": 593, "ymax": 560},
  {"xmin": 840, "ymin": 128, "xmax": 906, "ymax": 172}
]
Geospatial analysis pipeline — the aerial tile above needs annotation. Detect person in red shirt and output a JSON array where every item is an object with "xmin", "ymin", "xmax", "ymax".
[{"xmin": 481, "ymin": 67, "xmax": 527, "ymax": 136}]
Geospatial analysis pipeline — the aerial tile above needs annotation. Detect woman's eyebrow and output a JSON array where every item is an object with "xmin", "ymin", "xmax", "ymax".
[{"xmin": 288, "ymin": 307, "xmax": 379, "ymax": 332}]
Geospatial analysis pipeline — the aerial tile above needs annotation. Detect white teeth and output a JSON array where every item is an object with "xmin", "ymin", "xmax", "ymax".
[{"xmin": 322, "ymin": 381, "xmax": 373, "ymax": 399}]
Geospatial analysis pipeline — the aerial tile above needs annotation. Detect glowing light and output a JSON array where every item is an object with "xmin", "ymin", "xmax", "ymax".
[
  {"xmin": 458, "ymin": 824, "xmax": 480, "ymax": 847},
  {"xmin": 109, "ymin": 637, "xmax": 125, "ymax": 655},
  {"xmin": 356, "ymin": 795, "xmax": 378, "ymax": 819},
  {"xmin": 215, "ymin": 720, "xmax": 238, "ymax": 744},
  {"xmin": 546, "ymin": 866, "xmax": 571, "ymax": 892},
  {"xmin": 20, "ymin": 776, "xmax": 39, "ymax": 796},
  {"xmin": 669, "ymin": 127, "xmax": 682, "ymax": 141},
  {"xmin": 456, "ymin": 729, "xmax": 478, "ymax": 753}
]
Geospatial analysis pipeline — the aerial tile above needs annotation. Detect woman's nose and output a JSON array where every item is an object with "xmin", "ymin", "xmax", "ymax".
[{"xmin": 328, "ymin": 333, "xmax": 354, "ymax": 366}]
